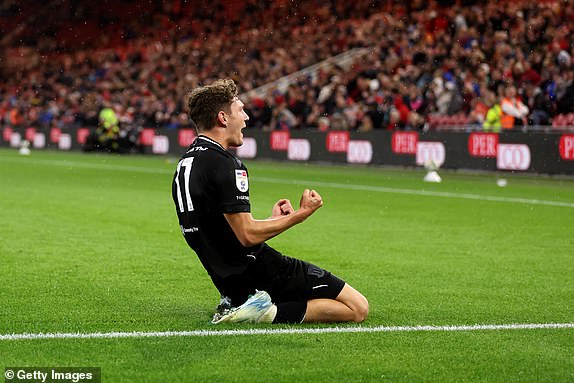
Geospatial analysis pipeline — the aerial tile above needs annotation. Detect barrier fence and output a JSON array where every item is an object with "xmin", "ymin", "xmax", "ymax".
[{"xmin": 2, "ymin": 126, "xmax": 573, "ymax": 175}]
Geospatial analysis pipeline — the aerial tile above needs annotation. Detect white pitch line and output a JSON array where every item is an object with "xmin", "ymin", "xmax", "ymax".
[
  {"xmin": 2, "ymin": 156, "xmax": 574, "ymax": 208},
  {"xmin": 1, "ymin": 323, "xmax": 573, "ymax": 341}
]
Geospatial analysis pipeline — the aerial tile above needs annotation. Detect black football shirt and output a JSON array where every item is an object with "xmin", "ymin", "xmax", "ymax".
[{"xmin": 172, "ymin": 135, "xmax": 262, "ymax": 280}]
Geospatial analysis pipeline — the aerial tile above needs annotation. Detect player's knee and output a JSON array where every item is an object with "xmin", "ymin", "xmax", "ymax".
[{"xmin": 353, "ymin": 296, "xmax": 369, "ymax": 323}]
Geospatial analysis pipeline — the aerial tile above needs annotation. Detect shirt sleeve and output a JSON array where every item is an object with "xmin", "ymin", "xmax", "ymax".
[{"xmin": 213, "ymin": 157, "xmax": 251, "ymax": 213}]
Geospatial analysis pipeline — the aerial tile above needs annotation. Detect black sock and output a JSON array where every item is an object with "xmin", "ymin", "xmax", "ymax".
[{"xmin": 273, "ymin": 301, "xmax": 307, "ymax": 324}]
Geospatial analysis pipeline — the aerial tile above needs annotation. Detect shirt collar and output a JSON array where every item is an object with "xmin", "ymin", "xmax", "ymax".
[{"xmin": 197, "ymin": 135, "xmax": 225, "ymax": 150}]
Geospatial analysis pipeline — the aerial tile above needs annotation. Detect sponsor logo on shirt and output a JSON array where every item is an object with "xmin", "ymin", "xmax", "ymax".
[
  {"xmin": 235, "ymin": 169, "xmax": 249, "ymax": 192},
  {"xmin": 187, "ymin": 146, "xmax": 208, "ymax": 152},
  {"xmin": 181, "ymin": 226, "xmax": 199, "ymax": 234}
]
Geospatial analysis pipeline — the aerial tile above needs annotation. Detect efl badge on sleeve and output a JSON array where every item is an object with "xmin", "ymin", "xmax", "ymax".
[{"xmin": 235, "ymin": 169, "xmax": 249, "ymax": 192}]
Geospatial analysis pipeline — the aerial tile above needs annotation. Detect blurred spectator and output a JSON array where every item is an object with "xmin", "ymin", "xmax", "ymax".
[
  {"xmin": 500, "ymin": 85, "xmax": 529, "ymax": 129},
  {"xmin": 0, "ymin": 0, "xmax": 573, "ymax": 133},
  {"xmin": 469, "ymin": 92, "xmax": 490, "ymax": 126},
  {"xmin": 270, "ymin": 95, "xmax": 298, "ymax": 130},
  {"xmin": 483, "ymin": 92, "xmax": 502, "ymax": 133},
  {"xmin": 524, "ymin": 82, "xmax": 553, "ymax": 126},
  {"xmin": 556, "ymin": 70, "xmax": 574, "ymax": 114}
]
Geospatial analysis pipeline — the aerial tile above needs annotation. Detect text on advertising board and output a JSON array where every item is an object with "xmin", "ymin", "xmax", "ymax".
[
  {"xmin": 416, "ymin": 141, "xmax": 446, "ymax": 167},
  {"xmin": 347, "ymin": 140, "xmax": 373, "ymax": 164},
  {"xmin": 152, "ymin": 135, "xmax": 169, "ymax": 154},
  {"xmin": 140, "ymin": 128, "xmax": 155, "ymax": 146},
  {"xmin": 468, "ymin": 133, "xmax": 498, "ymax": 157},
  {"xmin": 391, "ymin": 132, "xmax": 418, "ymax": 154},
  {"xmin": 287, "ymin": 138, "xmax": 311, "ymax": 161},
  {"xmin": 2, "ymin": 127, "xmax": 12, "ymax": 142},
  {"xmin": 237, "ymin": 137, "xmax": 257, "ymax": 158},
  {"xmin": 10, "ymin": 132, "xmax": 21, "ymax": 147},
  {"xmin": 178, "ymin": 129, "xmax": 197, "ymax": 147},
  {"xmin": 559, "ymin": 135, "xmax": 574, "ymax": 160},
  {"xmin": 50, "ymin": 127, "xmax": 61, "ymax": 143},
  {"xmin": 497, "ymin": 144, "xmax": 531, "ymax": 170},
  {"xmin": 33, "ymin": 133, "xmax": 45, "ymax": 148},
  {"xmin": 326, "ymin": 131, "xmax": 350, "ymax": 153},
  {"xmin": 77, "ymin": 128, "xmax": 90, "ymax": 145},
  {"xmin": 58, "ymin": 133, "xmax": 72, "ymax": 150},
  {"xmin": 270, "ymin": 131, "xmax": 290, "ymax": 151},
  {"xmin": 25, "ymin": 127, "xmax": 36, "ymax": 142}
]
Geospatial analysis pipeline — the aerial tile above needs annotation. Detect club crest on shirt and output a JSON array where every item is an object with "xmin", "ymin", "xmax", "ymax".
[{"xmin": 235, "ymin": 169, "xmax": 249, "ymax": 192}]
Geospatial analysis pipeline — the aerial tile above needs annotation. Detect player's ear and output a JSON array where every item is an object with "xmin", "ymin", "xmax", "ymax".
[{"xmin": 217, "ymin": 111, "xmax": 227, "ymax": 127}]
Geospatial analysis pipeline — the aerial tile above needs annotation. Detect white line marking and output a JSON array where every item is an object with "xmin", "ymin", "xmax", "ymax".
[
  {"xmin": 2, "ymin": 156, "xmax": 573, "ymax": 208},
  {"xmin": 1, "ymin": 323, "xmax": 572, "ymax": 341}
]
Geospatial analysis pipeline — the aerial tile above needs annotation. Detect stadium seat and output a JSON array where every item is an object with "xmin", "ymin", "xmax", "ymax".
[{"xmin": 553, "ymin": 114, "xmax": 568, "ymax": 128}]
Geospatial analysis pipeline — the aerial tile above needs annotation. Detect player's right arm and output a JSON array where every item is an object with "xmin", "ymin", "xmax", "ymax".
[{"xmin": 224, "ymin": 189, "xmax": 323, "ymax": 247}]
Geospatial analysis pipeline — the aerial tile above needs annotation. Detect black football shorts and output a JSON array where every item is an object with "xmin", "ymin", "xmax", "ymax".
[{"xmin": 219, "ymin": 243, "xmax": 346, "ymax": 306}]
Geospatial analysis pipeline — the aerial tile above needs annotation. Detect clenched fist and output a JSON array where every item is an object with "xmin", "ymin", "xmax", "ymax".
[
  {"xmin": 299, "ymin": 189, "xmax": 323, "ymax": 214},
  {"xmin": 271, "ymin": 199, "xmax": 295, "ymax": 217}
]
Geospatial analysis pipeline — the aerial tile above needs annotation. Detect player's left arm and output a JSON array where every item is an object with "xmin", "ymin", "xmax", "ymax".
[{"xmin": 224, "ymin": 189, "xmax": 322, "ymax": 247}]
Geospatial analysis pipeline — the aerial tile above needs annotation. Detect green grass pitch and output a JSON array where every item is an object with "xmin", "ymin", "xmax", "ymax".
[{"xmin": 0, "ymin": 147, "xmax": 573, "ymax": 382}]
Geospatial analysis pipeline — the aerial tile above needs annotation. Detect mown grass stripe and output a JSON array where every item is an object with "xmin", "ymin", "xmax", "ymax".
[
  {"xmin": 253, "ymin": 177, "xmax": 574, "ymax": 208},
  {"xmin": 2, "ymin": 156, "xmax": 573, "ymax": 208}
]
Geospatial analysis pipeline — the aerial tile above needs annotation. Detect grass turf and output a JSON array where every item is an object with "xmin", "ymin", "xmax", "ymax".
[{"xmin": 0, "ymin": 148, "xmax": 573, "ymax": 382}]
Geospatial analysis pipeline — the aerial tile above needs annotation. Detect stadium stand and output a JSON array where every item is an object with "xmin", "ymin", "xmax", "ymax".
[
  {"xmin": 0, "ymin": 0, "xmax": 573, "ymax": 135},
  {"xmin": 552, "ymin": 113, "xmax": 574, "ymax": 128}
]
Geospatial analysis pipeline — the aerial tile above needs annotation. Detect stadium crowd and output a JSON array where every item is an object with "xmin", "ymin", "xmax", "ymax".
[{"xmin": 1, "ymin": 0, "xmax": 573, "ymax": 136}]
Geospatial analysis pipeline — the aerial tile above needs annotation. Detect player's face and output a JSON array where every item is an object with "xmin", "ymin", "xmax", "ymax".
[{"xmin": 226, "ymin": 98, "xmax": 249, "ymax": 147}]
